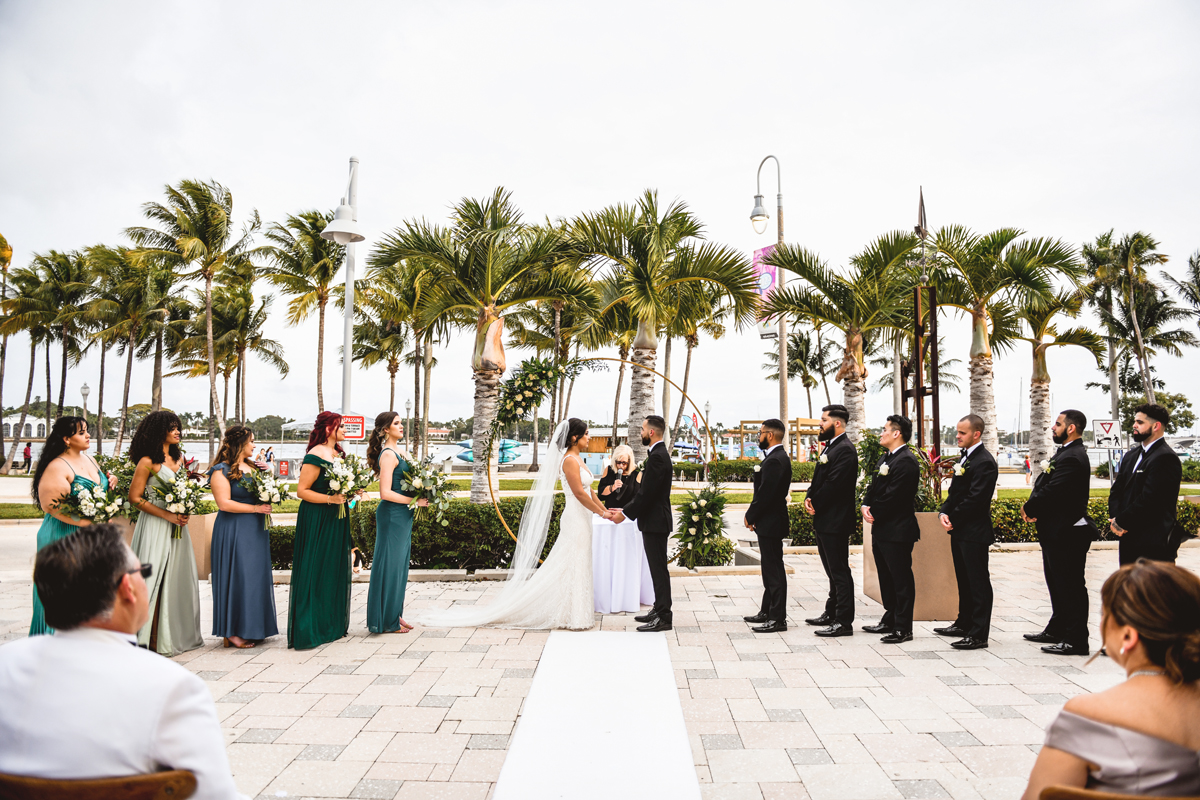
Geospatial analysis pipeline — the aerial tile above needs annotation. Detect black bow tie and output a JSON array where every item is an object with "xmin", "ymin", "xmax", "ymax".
[{"xmin": 959, "ymin": 449, "xmax": 968, "ymax": 458}]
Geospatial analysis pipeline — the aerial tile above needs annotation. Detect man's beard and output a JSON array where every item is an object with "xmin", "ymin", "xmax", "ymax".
[
  {"xmin": 641, "ymin": 434, "xmax": 651, "ymax": 446},
  {"xmin": 1132, "ymin": 430, "xmax": 1151, "ymax": 443},
  {"xmin": 758, "ymin": 437, "xmax": 770, "ymax": 451},
  {"xmin": 1052, "ymin": 430, "xmax": 1068, "ymax": 445},
  {"xmin": 818, "ymin": 426, "xmax": 834, "ymax": 442}
]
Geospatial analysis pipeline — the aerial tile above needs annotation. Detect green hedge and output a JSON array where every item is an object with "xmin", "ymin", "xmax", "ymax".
[{"xmin": 708, "ymin": 459, "xmax": 816, "ymax": 483}]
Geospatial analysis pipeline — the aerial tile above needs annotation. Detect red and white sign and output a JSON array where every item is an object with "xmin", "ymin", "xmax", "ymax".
[
  {"xmin": 1094, "ymin": 419, "xmax": 1120, "ymax": 449},
  {"xmin": 342, "ymin": 415, "xmax": 367, "ymax": 441},
  {"xmin": 692, "ymin": 413, "xmax": 699, "ymax": 430},
  {"xmin": 278, "ymin": 460, "xmax": 290, "ymax": 477}
]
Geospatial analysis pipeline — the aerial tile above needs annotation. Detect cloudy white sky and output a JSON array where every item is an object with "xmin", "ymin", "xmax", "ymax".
[{"xmin": 2, "ymin": 1, "xmax": 1198, "ymax": 437}]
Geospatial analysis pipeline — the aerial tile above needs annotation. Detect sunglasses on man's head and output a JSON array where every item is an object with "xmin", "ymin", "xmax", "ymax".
[{"xmin": 117, "ymin": 563, "xmax": 152, "ymax": 587}]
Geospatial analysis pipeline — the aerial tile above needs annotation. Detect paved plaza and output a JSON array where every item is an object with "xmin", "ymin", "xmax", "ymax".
[{"xmin": 2, "ymin": 542, "xmax": 1196, "ymax": 800}]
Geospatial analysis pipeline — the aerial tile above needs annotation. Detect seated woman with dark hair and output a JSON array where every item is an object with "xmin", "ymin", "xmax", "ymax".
[
  {"xmin": 597, "ymin": 444, "xmax": 640, "ymax": 510},
  {"xmin": 1021, "ymin": 559, "xmax": 1200, "ymax": 799}
]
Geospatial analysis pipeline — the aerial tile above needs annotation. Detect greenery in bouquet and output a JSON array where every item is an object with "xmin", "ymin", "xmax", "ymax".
[
  {"xmin": 240, "ymin": 466, "xmax": 293, "ymax": 527},
  {"xmin": 52, "ymin": 481, "xmax": 129, "ymax": 524},
  {"xmin": 400, "ymin": 456, "xmax": 453, "ymax": 526},
  {"xmin": 673, "ymin": 481, "xmax": 735, "ymax": 569},
  {"xmin": 95, "ymin": 454, "xmax": 138, "ymax": 518},
  {"xmin": 152, "ymin": 467, "xmax": 206, "ymax": 538},
  {"xmin": 328, "ymin": 453, "xmax": 373, "ymax": 519}
]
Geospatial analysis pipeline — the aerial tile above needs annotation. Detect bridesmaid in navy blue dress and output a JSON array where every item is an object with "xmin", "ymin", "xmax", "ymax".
[{"xmin": 208, "ymin": 425, "xmax": 277, "ymax": 648}]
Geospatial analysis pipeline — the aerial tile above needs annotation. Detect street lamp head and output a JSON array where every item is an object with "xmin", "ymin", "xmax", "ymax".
[
  {"xmin": 750, "ymin": 194, "xmax": 769, "ymax": 234},
  {"xmin": 406, "ymin": 400, "xmax": 412, "ymax": 417},
  {"xmin": 705, "ymin": 401, "xmax": 711, "ymax": 416},
  {"xmin": 320, "ymin": 202, "xmax": 366, "ymax": 245},
  {"xmin": 80, "ymin": 383, "xmax": 90, "ymax": 400}
]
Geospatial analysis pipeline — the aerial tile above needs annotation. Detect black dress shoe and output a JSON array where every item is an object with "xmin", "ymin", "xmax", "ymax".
[
  {"xmin": 751, "ymin": 620, "xmax": 788, "ymax": 633},
  {"xmin": 879, "ymin": 631, "xmax": 914, "ymax": 644},
  {"xmin": 1041, "ymin": 642, "xmax": 1089, "ymax": 656},
  {"xmin": 743, "ymin": 612, "xmax": 769, "ymax": 624},
  {"xmin": 814, "ymin": 622, "xmax": 853, "ymax": 637},
  {"xmin": 805, "ymin": 613, "xmax": 835, "ymax": 626},
  {"xmin": 637, "ymin": 618, "xmax": 672, "ymax": 632},
  {"xmin": 634, "ymin": 612, "xmax": 659, "ymax": 623},
  {"xmin": 950, "ymin": 636, "xmax": 988, "ymax": 650},
  {"xmin": 933, "ymin": 625, "xmax": 967, "ymax": 637},
  {"xmin": 862, "ymin": 622, "xmax": 894, "ymax": 634},
  {"xmin": 1023, "ymin": 631, "xmax": 1059, "ymax": 644}
]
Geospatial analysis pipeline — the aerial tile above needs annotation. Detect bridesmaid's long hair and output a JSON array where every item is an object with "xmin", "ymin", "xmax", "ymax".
[
  {"xmin": 31, "ymin": 416, "xmax": 86, "ymax": 506},
  {"xmin": 129, "ymin": 411, "xmax": 183, "ymax": 466},
  {"xmin": 367, "ymin": 411, "xmax": 400, "ymax": 475},
  {"xmin": 306, "ymin": 411, "xmax": 345, "ymax": 456},
  {"xmin": 213, "ymin": 426, "xmax": 255, "ymax": 481}
]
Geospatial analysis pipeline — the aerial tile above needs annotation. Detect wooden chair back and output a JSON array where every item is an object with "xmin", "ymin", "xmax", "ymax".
[
  {"xmin": 0, "ymin": 769, "xmax": 196, "ymax": 800},
  {"xmin": 1040, "ymin": 785, "xmax": 1199, "ymax": 800}
]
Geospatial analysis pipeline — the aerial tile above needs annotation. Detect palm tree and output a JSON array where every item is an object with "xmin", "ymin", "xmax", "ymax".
[
  {"xmin": 371, "ymin": 188, "xmax": 592, "ymax": 502},
  {"xmin": 5, "ymin": 255, "xmax": 66, "ymax": 429},
  {"xmin": 1082, "ymin": 230, "xmax": 1121, "ymax": 421},
  {"xmin": 1161, "ymin": 249, "xmax": 1200, "ymax": 333},
  {"xmin": 351, "ymin": 310, "xmax": 408, "ymax": 412},
  {"xmin": 576, "ymin": 283, "xmax": 637, "ymax": 451},
  {"xmin": 763, "ymin": 328, "xmax": 840, "ymax": 418},
  {"xmin": 261, "ymin": 210, "xmax": 345, "ymax": 413},
  {"xmin": 0, "ymin": 232, "xmax": 11, "ymax": 459},
  {"xmin": 869, "ymin": 336, "xmax": 963, "ymax": 396},
  {"xmin": 1100, "ymin": 285, "xmax": 1198, "ymax": 385},
  {"xmin": 932, "ymin": 226, "xmax": 1079, "ymax": 454},
  {"xmin": 669, "ymin": 290, "xmax": 728, "ymax": 447},
  {"xmin": 0, "ymin": 266, "xmax": 49, "ymax": 472},
  {"xmin": 764, "ymin": 232, "xmax": 918, "ymax": 441},
  {"xmin": 126, "ymin": 179, "xmax": 259, "ymax": 443},
  {"xmin": 133, "ymin": 256, "xmax": 187, "ymax": 413},
  {"xmin": 572, "ymin": 190, "xmax": 757, "ymax": 460},
  {"xmin": 1016, "ymin": 293, "xmax": 1104, "ymax": 477},
  {"xmin": 213, "ymin": 282, "xmax": 288, "ymax": 423}
]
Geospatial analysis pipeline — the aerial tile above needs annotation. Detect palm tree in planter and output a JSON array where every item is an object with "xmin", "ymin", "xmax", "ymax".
[
  {"xmin": 932, "ymin": 226, "xmax": 1080, "ymax": 454},
  {"xmin": 371, "ymin": 188, "xmax": 592, "ymax": 503},
  {"xmin": 1016, "ymin": 293, "xmax": 1104, "ymax": 477},
  {"xmin": 763, "ymin": 231, "xmax": 918, "ymax": 441},
  {"xmin": 572, "ymin": 190, "xmax": 757, "ymax": 461}
]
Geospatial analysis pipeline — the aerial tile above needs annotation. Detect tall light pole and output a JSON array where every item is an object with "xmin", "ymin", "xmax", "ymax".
[
  {"xmin": 406, "ymin": 398, "xmax": 413, "ymax": 450},
  {"xmin": 320, "ymin": 157, "xmax": 366, "ymax": 415},
  {"xmin": 80, "ymin": 383, "xmax": 90, "ymax": 444},
  {"xmin": 704, "ymin": 400, "xmax": 712, "ymax": 484},
  {"xmin": 750, "ymin": 155, "xmax": 787, "ymax": 433}
]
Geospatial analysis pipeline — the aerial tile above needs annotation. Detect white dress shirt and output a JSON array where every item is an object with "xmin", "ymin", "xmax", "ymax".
[
  {"xmin": 763, "ymin": 443, "xmax": 784, "ymax": 458},
  {"xmin": 1131, "ymin": 437, "xmax": 1162, "ymax": 474},
  {"xmin": 0, "ymin": 628, "xmax": 246, "ymax": 799},
  {"xmin": 963, "ymin": 441, "xmax": 983, "ymax": 458}
]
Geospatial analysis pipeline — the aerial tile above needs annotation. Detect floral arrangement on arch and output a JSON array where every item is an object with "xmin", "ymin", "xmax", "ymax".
[
  {"xmin": 491, "ymin": 356, "xmax": 563, "ymax": 433},
  {"xmin": 673, "ymin": 481, "xmax": 735, "ymax": 569}
]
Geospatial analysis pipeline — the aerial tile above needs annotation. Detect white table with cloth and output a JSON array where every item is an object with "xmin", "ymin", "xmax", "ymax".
[{"xmin": 592, "ymin": 517, "xmax": 656, "ymax": 614}]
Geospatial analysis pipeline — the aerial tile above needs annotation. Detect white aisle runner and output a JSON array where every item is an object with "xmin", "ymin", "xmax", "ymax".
[{"xmin": 494, "ymin": 630, "xmax": 701, "ymax": 799}]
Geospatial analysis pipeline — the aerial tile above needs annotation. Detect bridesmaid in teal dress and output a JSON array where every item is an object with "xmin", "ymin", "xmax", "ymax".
[
  {"xmin": 128, "ymin": 411, "xmax": 203, "ymax": 656},
  {"xmin": 289, "ymin": 411, "xmax": 355, "ymax": 650},
  {"xmin": 29, "ymin": 416, "xmax": 108, "ymax": 636},
  {"xmin": 365, "ymin": 412, "xmax": 428, "ymax": 634}
]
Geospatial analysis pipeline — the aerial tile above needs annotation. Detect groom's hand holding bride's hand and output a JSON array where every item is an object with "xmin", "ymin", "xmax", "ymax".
[{"xmin": 605, "ymin": 509, "xmax": 626, "ymax": 523}]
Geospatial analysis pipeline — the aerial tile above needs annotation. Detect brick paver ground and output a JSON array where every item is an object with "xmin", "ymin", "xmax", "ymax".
[{"xmin": 2, "ymin": 546, "xmax": 1195, "ymax": 799}]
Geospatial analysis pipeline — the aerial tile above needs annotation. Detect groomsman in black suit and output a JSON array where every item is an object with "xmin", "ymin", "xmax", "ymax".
[
  {"xmin": 1108, "ymin": 404, "xmax": 1183, "ymax": 565},
  {"xmin": 1021, "ymin": 409, "xmax": 1095, "ymax": 656},
  {"xmin": 743, "ymin": 418, "xmax": 793, "ymax": 633},
  {"xmin": 802, "ymin": 405, "xmax": 859, "ymax": 637},
  {"xmin": 609, "ymin": 415, "xmax": 675, "ymax": 632},
  {"xmin": 936, "ymin": 414, "xmax": 998, "ymax": 650},
  {"xmin": 861, "ymin": 415, "xmax": 921, "ymax": 644}
]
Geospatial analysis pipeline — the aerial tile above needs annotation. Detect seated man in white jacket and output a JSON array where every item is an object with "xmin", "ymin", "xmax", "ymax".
[{"xmin": 0, "ymin": 524, "xmax": 246, "ymax": 800}]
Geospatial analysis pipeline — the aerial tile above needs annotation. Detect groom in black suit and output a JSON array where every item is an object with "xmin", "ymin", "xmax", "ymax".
[
  {"xmin": 802, "ymin": 405, "xmax": 858, "ymax": 637},
  {"xmin": 861, "ymin": 415, "xmax": 920, "ymax": 644},
  {"xmin": 743, "ymin": 418, "xmax": 792, "ymax": 633},
  {"xmin": 608, "ymin": 415, "xmax": 674, "ymax": 632}
]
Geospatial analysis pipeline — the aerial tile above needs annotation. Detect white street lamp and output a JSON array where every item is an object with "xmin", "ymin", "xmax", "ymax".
[
  {"xmin": 321, "ymin": 157, "xmax": 366, "ymax": 417},
  {"xmin": 81, "ymin": 383, "xmax": 91, "ymax": 444},
  {"xmin": 704, "ymin": 400, "xmax": 712, "ymax": 483},
  {"xmin": 750, "ymin": 155, "xmax": 788, "ymax": 431}
]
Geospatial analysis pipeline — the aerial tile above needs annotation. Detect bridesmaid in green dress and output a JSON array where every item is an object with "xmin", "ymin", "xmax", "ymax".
[
  {"xmin": 289, "ymin": 411, "xmax": 355, "ymax": 650},
  {"xmin": 29, "ymin": 416, "xmax": 108, "ymax": 635},
  {"xmin": 128, "ymin": 411, "xmax": 203, "ymax": 656},
  {"xmin": 365, "ymin": 412, "xmax": 428, "ymax": 635}
]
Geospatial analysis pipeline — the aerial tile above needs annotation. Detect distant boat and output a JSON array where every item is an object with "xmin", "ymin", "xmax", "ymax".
[
  {"xmin": 456, "ymin": 448, "xmax": 522, "ymax": 464},
  {"xmin": 455, "ymin": 439, "xmax": 521, "ymax": 449}
]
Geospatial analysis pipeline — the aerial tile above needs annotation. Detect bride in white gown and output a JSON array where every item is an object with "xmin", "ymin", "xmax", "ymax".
[{"xmin": 412, "ymin": 419, "xmax": 610, "ymax": 631}]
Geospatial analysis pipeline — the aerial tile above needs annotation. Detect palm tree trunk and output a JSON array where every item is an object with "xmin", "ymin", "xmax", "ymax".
[
  {"xmin": 316, "ymin": 299, "xmax": 326, "ymax": 412},
  {"xmin": 422, "ymin": 341, "xmax": 433, "ymax": 460},
  {"xmin": 805, "ymin": 384, "xmax": 813, "ymax": 419},
  {"xmin": 892, "ymin": 340, "xmax": 903, "ymax": 415},
  {"xmin": 113, "ymin": 333, "xmax": 136, "ymax": 455},
  {"xmin": 1127, "ymin": 293, "xmax": 1156, "ymax": 404},
  {"xmin": 57, "ymin": 330, "xmax": 67, "ymax": 415},
  {"xmin": 816, "ymin": 327, "xmax": 832, "ymax": 405},
  {"xmin": 611, "ymin": 348, "xmax": 627, "ymax": 448},
  {"xmin": 1028, "ymin": 374, "xmax": 1052, "ymax": 479},
  {"xmin": 671, "ymin": 339, "xmax": 695, "ymax": 449},
  {"xmin": 628, "ymin": 345, "xmax": 657, "ymax": 462},
  {"xmin": 469, "ymin": 368, "xmax": 502, "ymax": 503},
  {"xmin": 530, "ymin": 402, "xmax": 540, "ymax": 473},
  {"xmin": 3, "ymin": 339, "xmax": 36, "ymax": 473},
  {"xmin": 45, "ymin": 340, "xmax": 52, "ymax": 431},
  {"xmin": 208, "ymin": 392, "xmax": 214, "ymax": 465},
  {"xmin": 388, "ymin": 362, "xmax": 397, "ymax": 413},
  {"xmin": 204, "ymin": 274, "xmax": 225, "ymax": 452},
  {"xmin": 240, "ymin": 349, "xmax": 248, "ymax": 424},
  {"xmin": 151, "ymin": 328, "xmax": 163, "ymax": 412},
  {"xmin": 562, "ymin": 343, "xmax": 580, "ymax": 420},
  {"xmin": 660, "ymin": 336, "xmax": 672, "ymax": 435},
  {"xmin": 1107, "ymin": 339, "xmax": 1119, "ymax": 422},
  {"xmin": 412, "ymin": 333, "xmax": 422, "ymax": 457},
  {"xmin": 968, "ymin": 352, "xmax": 999, "ymax": 455},
  {"xmin": 223, "ymin": 372, "xmax": 230, "ymax": 427},
  {"xmin": 96, "ymin": 342, "xmax": 107, "ymax": 455},
  {"xmin": 0, "ymin": 268, "xmax": 7, "ymax": 459},
  {"xmin": 552, "ymin": 302, "xmax": 563, "ymax": 422}
]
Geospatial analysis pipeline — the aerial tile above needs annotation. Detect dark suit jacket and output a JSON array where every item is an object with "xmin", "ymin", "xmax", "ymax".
[
  {"xmin": 746, "ymin": 445, "xmax": 792, "ymax": 539},
  {"xmin": 1109, "ymin": 438, "xmax": 1182, "ymax": 545},
  {"xmin": 862, "ymin": 446, "xmax": 920, "ymax": 543},
  {"xmin": 622, "ymin": 441, "xmax": 673, "ymax": 533},
  {"xmin": 940, "ymin": 445, "xmax": 998, "ymax": 544},
  {"xmin": 807, "ymin": 434, "xmax": 859, "ymax": 535},
  {"xmin": 1023, "ymin": 439, "xmax": 1094, "ymax": 540}
]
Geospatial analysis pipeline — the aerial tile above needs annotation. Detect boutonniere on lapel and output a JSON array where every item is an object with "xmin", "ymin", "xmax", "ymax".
[
  {"xmin": 819, "ymin": 452, "xmax": 828, "ymax": 464},
  {"xmin": 636, "ymin": 459, "xmax": 646, "ymax": 472},
  {"xmin": 878, "ymin": 463, "xmax": 890, "ymax": 476},
  {"xmin": 1039, "ymin": 459, "xmax": 1054, "ymax": 473},
  {"xmin": 953, "ymin": 460, "xmax": 968, "ymax": 476},
  {"xmin": 754, "ymin": 464, "xmax": 762, "ymax": 473}
]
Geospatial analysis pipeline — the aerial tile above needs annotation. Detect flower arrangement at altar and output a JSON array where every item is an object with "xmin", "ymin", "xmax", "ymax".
[
  {"xmin": 491, "ymin": 357, "xmax": 563, "ymax": 433},
  {"xmin": 327, "ymin": 454, "xmax": 373, "ymax": 519},
  {"xmin": 673, "ymin": 481, "xmax": 735, "ymax": 569},
  {"xmin": 401, "ymin": 456, "xmax": 453, "ymax": 526},
  {"xmin": 152, "ymin": 468, "xmax": 205, "ymax": 539},
  {"xmin": 52, "ymin": 482, "xmax": 128, "ymax": 524},
  {"xmin": 241, "ymin": 467, "xmax": 292, "ymax": 527}
]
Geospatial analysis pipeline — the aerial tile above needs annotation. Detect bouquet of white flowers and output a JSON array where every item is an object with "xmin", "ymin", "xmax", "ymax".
[
  {"xmin": 52, "ymin": 482, "xmax": 128, "ymax": 524},
  {"xmin": 241, "ymin": 467, "xmax": 293, "ymax": 527},
  {"xmin": 400, "ymin": 456, "xmax": 453, "ymax": 526},
  {"xmin": 327, "ymin": 453, "xmax": 373, "ymax": 518},
  {"xmin": 152, "ymin": 468, "xmax": 205, "ymax": 538}
]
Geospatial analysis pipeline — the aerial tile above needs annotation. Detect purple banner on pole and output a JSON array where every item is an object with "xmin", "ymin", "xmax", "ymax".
[{"xmin": 751, "ymin": 246, "xmax": 778, "ymax": 300}]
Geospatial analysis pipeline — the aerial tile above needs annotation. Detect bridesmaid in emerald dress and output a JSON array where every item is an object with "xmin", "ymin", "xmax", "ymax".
[
  {"xmin": 365, "ymin": 412, "xmax": 428, "ymax": 635},
  {"xmin": 289, "ymin": 411, "xmax": 356, "ymax": 650},
  {"xmin": 128, "ymin": 411, "xmax": 203, "ymax": 656},
  {"xmin": 29, "ymin": 416, "xmax": 109, "ymax": 635}
]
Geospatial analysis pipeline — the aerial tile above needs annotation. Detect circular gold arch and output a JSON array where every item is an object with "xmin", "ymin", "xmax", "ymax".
[{"xmin": 486, "ymin": 356, "xmax": 720, "ymax": 559}]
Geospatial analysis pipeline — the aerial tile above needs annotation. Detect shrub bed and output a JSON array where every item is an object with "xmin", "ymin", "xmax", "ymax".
[{"xmin": 708, "ymin": 459, "xmax": 815, "ymax": 483}]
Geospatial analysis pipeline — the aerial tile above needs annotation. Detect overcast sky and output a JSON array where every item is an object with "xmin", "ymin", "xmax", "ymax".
[{"xmin": 2, "ymin": 1, "xmax": 1198, "ymax": 438}]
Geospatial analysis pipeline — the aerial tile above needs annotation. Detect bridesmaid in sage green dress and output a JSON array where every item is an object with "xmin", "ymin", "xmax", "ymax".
[
  {"xmin": 289, "ymin": 411, "xmax": 355, "ymax": 650},
  {"xmin": 128, "ymin": 411, "xmax": 203, "ymax": 656},
  {"xmin": 365, "ymin": 412, "xmax": 428, "ymax": 634},
  {"xmin": 29, "ymin": 416, "xmax": 108, "ymax": 636}
]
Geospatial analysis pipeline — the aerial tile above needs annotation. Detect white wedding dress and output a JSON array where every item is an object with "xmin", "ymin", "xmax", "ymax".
[{"xmin": 413, "ymin": 425, "xmax": 596, "ymax": 631}]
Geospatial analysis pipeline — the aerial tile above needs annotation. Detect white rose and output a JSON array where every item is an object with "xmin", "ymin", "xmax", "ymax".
[
  {"xmin": 706, "ymin": 513, "xmax": 712, "ymax": 518},
  {"xmin": 688, "ymin": 527, "xmax": 696, "ymax": 534},
  {"xmin": 413, "ymin": 478, "xmax": 424, "ymax": 488},
  {"xmin": 165, "ymin": 493, "xmax": 175, "ymax": 502},
  {"xmin": 820, "ymin": 453, "xmax": 828, "ymax": 464},
  {"xmin": 690, "ymin": 502, "xmax": 697, "ymax": 509},
  {"xmin": 754, "ymin": 465, "xmax": 761, "ymax": 472},
  {"xmin": 692, "ymin": 515, "xmax": 699, "ymax": 521},
  {"xmin": 1039, "ymin": 460, "xmax": 1050, "ymax": 470},
  {"xmin": 952, "ymin": 464, "xmax": 964, "ymax": 476},
  {"xmin": 879, "ymin": 464, "xmax": 890, "ymax": 476},
  {"xmin": 329, "ymin": 480, "xmax": 341, "ymax": 490}
]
